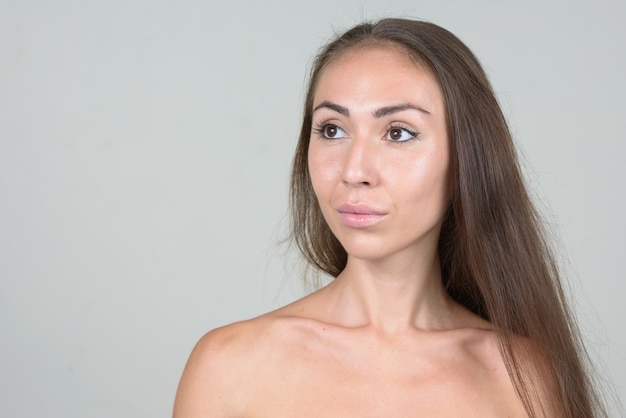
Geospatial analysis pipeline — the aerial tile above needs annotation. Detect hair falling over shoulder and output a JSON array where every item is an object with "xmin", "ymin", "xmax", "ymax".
[{"xmin": 289, "ymin": 18, "xmax": 608, "ymax": 418}]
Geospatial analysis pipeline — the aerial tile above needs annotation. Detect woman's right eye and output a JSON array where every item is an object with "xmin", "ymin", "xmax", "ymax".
[{"xmin": 316, "ymin": 123, "xmax": 346, "ymax": 140}]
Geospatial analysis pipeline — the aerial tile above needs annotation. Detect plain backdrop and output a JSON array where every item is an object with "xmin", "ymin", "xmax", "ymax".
[{"xmin": 1, "ymin": 0, "xmax": 624, "ymax": 416}]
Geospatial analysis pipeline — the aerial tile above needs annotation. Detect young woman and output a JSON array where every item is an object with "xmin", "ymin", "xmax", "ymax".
[{"xmin": 174, "ymin": 18, "xmax": 607, "ymax": 417}]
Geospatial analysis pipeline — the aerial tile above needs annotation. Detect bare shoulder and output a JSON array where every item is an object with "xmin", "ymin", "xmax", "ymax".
[
  {"xmin": 172, "ymin": 318, "xmax": 265, "ymax": 417},
  {"xmin": 454, "ymin": 325, "xmax": 561, "ymax": 417},
  {"xmin": 448, "ymin": 326, "xmax": 525, "ymax": 408},
  {"xmin": 172, "ymin": 307, "xmax": 315, "ymax": 418},
  {"xmin": 507, "ymin": 334, "xmax": 563, "ymax": 417}
]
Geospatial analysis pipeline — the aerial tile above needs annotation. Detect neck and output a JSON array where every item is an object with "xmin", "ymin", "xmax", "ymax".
[{"xmin": 325, "ymin": 253, "xmax": 456, "ymax": 336}]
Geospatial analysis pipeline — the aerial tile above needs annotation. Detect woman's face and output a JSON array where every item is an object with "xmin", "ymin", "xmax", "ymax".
[{"xmin": 308, "ymin": 45, "xmax": 450, "ymax": 263}]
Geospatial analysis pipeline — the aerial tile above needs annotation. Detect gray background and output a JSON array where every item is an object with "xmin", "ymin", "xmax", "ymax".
[{"xmin": 1, "ymin": 0, "xmax": 624, "ymax": 416}]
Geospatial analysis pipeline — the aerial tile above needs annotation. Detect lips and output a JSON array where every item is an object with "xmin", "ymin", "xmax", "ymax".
[{"xmin": 335, "ymin": 203, "xmax": 387, "ymax": 228}]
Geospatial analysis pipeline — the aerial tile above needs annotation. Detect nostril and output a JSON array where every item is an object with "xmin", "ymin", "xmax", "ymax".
[{"xmin": 342, "ymin": 178, "xmax": 371, "ymax": 187}]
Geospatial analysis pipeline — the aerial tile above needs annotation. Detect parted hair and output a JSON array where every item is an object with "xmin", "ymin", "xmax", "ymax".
[{"xmin": 290, "ymin": 18, "xmax": 606, "ymax": 418}]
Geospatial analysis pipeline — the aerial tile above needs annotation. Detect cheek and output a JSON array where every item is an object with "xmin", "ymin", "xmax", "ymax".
[
  {"xmin": 308, "ymin": 146, "xmax": 330, "ymax": 205},
  {"xmin": 308, "ymin": 144, "xmax": 341, "ymax": 196},
  {"xmin": 396, "ymin": 151, "xmax": 450, "ymax": 207},
  {"xmin": 307, "ymin": 144, "xmax": 321, "ymax": 191}
]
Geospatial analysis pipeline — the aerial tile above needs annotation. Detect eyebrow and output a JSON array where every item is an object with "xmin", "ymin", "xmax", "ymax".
[
  {"xmin": 374, "ymin": 103, "xmax": 431, "ymax": 117},
  {"xmin": 312, "ymin": 100, "xmax": 431, "ymax": 117},
  {"xmin": 313, "ymin": 101, "xmax": 349, "ymax": 116}
]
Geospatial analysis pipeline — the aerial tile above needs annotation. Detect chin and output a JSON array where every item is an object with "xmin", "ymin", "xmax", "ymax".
[
  {"xmin": 337, "ymin": 237, "xmax": 403, "ymax": 262},
  {"xmin": 334, "ymin": 227, "xmax": 442, "ymax": 265}
]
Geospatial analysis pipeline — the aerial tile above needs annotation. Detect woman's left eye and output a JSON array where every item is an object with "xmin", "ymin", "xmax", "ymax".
[{"xmin": 386, "ymin": 127, "xmax": 417, "ymax": 142}]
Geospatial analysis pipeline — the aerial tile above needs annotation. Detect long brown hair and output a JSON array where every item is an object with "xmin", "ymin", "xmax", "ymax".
[{"xmin": 290, "ymin": 18, "xmax": 606, "ymax": 417}]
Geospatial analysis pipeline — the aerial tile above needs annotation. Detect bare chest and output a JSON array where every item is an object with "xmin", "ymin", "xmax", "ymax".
[{"xmin": 241, "ymin": 343, "xmax": 524, "ymax": 417}]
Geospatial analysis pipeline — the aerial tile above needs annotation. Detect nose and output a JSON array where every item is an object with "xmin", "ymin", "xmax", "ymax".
[{"xmin": 341, "ymin": 137, "xmax": 378, "ymax": 187}]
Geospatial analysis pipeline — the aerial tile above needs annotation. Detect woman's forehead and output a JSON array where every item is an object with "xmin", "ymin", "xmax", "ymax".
[{"xmin": 312, "ymin": 46, "xmax": 444, "ymax": 115}]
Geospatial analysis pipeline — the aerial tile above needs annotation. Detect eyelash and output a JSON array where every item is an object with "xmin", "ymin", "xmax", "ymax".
[{"xmin": 312, "ymin": 121, "xmax": 420, "ymax": 144}]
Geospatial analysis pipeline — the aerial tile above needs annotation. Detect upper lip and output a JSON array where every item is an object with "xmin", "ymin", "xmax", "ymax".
[{"xmin": 335, "ymin": 203, "xmax": 386, "ymax": 215}]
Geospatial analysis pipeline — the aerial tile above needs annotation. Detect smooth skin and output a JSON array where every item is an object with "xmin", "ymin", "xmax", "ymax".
[{"xmin": 173, "ymin": 46, "xmax": 535, "ymax": 417}]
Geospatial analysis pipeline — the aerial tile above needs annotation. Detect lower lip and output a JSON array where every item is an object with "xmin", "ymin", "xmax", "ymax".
[{"xmin": 338, "ymin": 212, "xmax": 386, "ymax": 228}]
